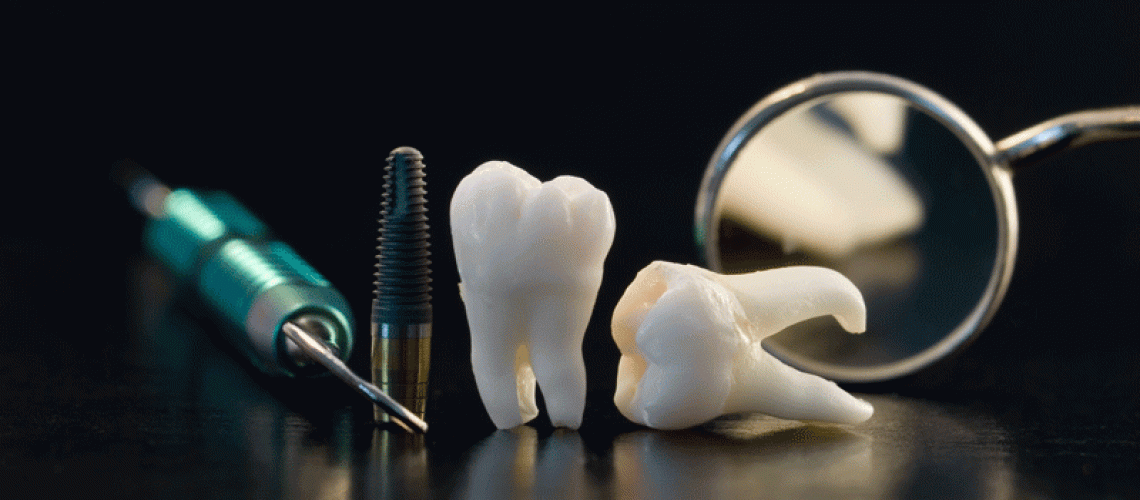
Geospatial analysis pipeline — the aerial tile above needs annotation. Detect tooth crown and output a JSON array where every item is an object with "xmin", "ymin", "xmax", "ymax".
[
  {"xmin": 612, "ymin": 261, "xmax": 873, "ymax": 430},
  {"xmin": 451, "ymin": 161, "xmax": 616, "ymax": 430},
  {"xmin": 452, "ymin": 162, "xmax": 614, "ymax": 292}
]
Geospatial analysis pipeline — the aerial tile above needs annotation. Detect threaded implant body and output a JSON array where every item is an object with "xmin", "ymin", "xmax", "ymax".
[{"xmin": 372, "ymin": 146, "xmax": 433, "ymax": 422}]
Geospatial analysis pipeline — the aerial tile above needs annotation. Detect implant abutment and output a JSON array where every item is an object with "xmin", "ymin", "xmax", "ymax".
[{"xmin": 372, "ymin": 321, "xmax": 432, "ymax": 420}]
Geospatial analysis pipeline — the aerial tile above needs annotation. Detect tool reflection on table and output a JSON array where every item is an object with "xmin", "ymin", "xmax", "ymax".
[{"xmin": 114, "ymin": 159, "xmax": 428, "ymax": 433}]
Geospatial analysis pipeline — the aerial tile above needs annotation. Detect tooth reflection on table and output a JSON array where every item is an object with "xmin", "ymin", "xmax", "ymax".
[
  {"xmin": 605, "ymin": 395, "xmax": 1016, "ymax": 498},
  {"xmin": 239, "ymin": 407, "xmax": 353, "ymax": 499},
  {"xmin": 456, "ymin": 428, "xmax": 593, "ymax": 499},
  {"xmin": 611, "ymin": 419, "xmax": 871, "ymax": 498}
]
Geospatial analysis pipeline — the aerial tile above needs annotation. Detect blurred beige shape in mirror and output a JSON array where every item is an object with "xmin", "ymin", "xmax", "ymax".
[
  {"xmin": 833, "ymin": 241, "xmax": 922, "ymax": 300},
  {"xmin": 719, "ymin": 93, "xmax": 923, "ymax": 259},
  {"xmin": 828, "ymin": 92, "xmax": 909, "ymax": 155}
]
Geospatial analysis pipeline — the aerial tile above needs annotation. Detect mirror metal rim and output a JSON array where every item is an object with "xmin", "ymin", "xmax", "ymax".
[{"xmin": 695, "ymin": 71, "xmax": 1019, "ymax": 383}]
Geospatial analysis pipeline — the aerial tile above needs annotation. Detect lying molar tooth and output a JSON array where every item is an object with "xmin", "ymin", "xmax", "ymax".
[
  {"xmin": 612, "ymin": 261, "xmax": 873, "ymax": 430},
  {"xmin": 451, "ymin": 161, "xmax": 616, "ymax": 429}
]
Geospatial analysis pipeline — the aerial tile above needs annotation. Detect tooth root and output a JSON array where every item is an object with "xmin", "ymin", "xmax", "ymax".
[
  {"xmin": 463, "ymin": 288, "xmax": 539, "ymax": 429},
  {"xmin": 471, "ymin": 343, "xmax": 539, "ymax": 429},
  {"xmin": 722, "ymin": 266, "xmax": 871, "ymax": 424},
  {"xmin": 526, "ymin": 294, "xmax": 589, "ymax": 429},
  {"xmin": 513, "ymin": 345, "xmax": 540, "ymax": 424},
  {"xmin": 720, "ymin": 266, "xmax": 866, "ymax": 336},
  {"xmin": 725, "ymin": 344, "xmax": 873, "ymax": 424}
]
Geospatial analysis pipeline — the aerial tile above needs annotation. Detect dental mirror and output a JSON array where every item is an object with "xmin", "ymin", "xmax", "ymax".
[{"xmin": 696, "ymin": 71, "xmax": 1139, "ymax": 383}]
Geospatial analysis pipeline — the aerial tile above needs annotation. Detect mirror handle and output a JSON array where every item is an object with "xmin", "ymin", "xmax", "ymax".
[{"xmin": 996, "ymin": 107, "xmax": 1140, "ymax": 169}]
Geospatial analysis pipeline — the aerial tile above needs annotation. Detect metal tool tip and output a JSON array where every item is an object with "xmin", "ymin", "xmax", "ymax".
[{"xmin": 281, "ymin": 321, "xmax": 428, "ymax": 433}]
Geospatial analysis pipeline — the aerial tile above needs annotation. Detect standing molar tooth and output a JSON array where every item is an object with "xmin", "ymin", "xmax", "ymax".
[
  {"xmin": 612, "ymin": 261, "xmax": 873, "ymax": 430},
  {"xmin": 452, "ymin": 161, "xmax": 616, "ymax": 429}
]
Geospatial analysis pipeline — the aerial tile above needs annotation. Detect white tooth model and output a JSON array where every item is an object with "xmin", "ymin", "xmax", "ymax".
[
  {"xmin": 612, "ymin": 261, "xmax": 873, "ymax": 430},
  {"xmin": 451, "ymin": 161, "xmax": 616, "ymax": 429}
]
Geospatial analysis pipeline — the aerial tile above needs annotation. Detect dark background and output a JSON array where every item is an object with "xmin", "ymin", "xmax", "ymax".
[{"xmin": 4, "ymin": 5, "xmax": 1139, "ymax": 498}]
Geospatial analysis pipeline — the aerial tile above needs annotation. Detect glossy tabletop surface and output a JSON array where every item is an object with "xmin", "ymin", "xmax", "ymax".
[
  {"xmin": 4, "ymin": 5, "xmax": 1140, "ymax": 499},
  {"xmin": 4, "ymin": 260, "xmax": 1138, "ymax": 498}
]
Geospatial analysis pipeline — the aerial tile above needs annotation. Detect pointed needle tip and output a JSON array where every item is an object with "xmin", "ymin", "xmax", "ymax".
[{"xmin": 281, "ymin": 322, "xmax": 428, "ymax": 433}]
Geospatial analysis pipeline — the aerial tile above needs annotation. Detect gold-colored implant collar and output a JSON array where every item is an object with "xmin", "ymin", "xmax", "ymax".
[{"xmin": 373, "ymin": 326, "xmax": 432, "ymax": 422}]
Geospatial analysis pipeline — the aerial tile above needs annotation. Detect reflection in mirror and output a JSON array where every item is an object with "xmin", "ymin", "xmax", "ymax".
[
  {"xmin": 720, "ymin": 92, "xmax": 923, "ymax": 260},
  {"xmin": 715, "ymin": 92, "xmax": 999, "ymax": 377}
]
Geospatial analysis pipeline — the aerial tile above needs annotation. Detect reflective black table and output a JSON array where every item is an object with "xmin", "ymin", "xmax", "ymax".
[{"xmin": 4, "ymin": 254, "xmax": 1138, "ymax": 498}]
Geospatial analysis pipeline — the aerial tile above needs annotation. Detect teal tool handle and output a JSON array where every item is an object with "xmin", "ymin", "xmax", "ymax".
[{"xmin": 145, "ymin": 188, "xmax": 354, "ymax": 377}]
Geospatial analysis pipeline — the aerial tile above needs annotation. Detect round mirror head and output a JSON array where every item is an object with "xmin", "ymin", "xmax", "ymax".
[{"xmin": 696, "ymin": 72, "xmax": 1018, "ymax": 382}]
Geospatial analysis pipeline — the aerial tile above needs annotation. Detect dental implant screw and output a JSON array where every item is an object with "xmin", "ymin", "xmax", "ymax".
[{"xmin": 372, "ymin": 146, "xmax": 433, "ymax": 424}]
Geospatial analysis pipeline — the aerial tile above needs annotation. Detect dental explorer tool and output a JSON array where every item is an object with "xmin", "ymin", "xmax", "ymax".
[
  {"xmin": 372, "ymin": 147, "xmax": 433, "ymax": 424},
  {"xmin": 115, "ymin": 159, "xmax": 428, "ymax": 433}
]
